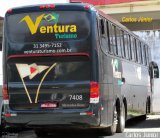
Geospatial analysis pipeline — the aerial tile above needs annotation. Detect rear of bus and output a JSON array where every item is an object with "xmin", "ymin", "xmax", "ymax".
[{"xmin": 3, "ymin": 4, "xmax": 100, "ymax": 129}]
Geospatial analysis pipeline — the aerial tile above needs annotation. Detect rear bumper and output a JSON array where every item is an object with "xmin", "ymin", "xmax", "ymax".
[{"xmin": 4, "ymin": 106, "xmax": 101, "ymax": 129}]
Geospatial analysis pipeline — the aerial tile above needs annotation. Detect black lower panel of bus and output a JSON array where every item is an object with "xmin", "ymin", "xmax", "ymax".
[
  {"xmin": 8, "ymin": 81, "xmax": 90, "ymax": 110},
  {"xmin": 7, "ymin": 56, "xmax": 91, "ymax": 110}
]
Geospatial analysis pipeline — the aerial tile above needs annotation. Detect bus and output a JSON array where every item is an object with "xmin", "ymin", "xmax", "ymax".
[
  {"xmin": 0, "ymin": 49, "xmax": 3, "ymax": 133},
  {"xmin": 2, "ymin": 2, "xmax": 159, "ymax": 136}
]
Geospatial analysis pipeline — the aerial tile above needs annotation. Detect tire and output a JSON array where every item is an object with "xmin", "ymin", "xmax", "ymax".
[
  {"xmin": 116, "ymin": 103, "xmax": 125, "ymax": 133},
  {"xmin": 34, "ymin": 129, "xmax": 48, "ymax": 138},
  {"xmin": 140, "ymin": 115, "xmax": 146, "ymax": 120},
  {"xmin": 140, "ymin": 99, "xmax": 150, "ymax": 121},
  {"xmin": 104, "ymin": 106, "xmax": 118, "ymax": 136},
  {"xmin": 146, "ymin": 99, "xmax": 150, "ymax": 114},
  {"xmin": 0, "ymin": 106, "xmax": 5, "ymax": 135}
]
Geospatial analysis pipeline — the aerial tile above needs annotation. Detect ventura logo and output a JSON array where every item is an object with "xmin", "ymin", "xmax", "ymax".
[{"xmin": 20, "ymin": 12, "xmax": 77, "ymax": 37}]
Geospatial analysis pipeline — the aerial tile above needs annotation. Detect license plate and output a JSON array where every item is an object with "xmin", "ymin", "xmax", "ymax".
[{"xmin": 41, "ymin": 102, "xmax": 58, "ymax": 108}]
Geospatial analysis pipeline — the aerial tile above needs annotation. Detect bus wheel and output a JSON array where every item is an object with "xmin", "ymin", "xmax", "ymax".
[
  {"xmin": 104, "ymin": 106, "xmax": 117, "ymax": 135},
  {"xmin": 0, "ymin": 106, "xmax": 5, "ymax": 134},
  {"xmin": 140, "ymin": 100, "xmax": 150, "ymax": 121},
  {"xmin": 34, "ymin": 128, "xmax": 48, "ymax": 138},
  {"xmin": 146, "ymin": 98, "xmax": 150, "ymax": 114},
  {"xmin": 140, "ymin": 100, "xmax": 149, "ymax": 121},
  {"xmin": 116, "ymin": 103, "xmax": 125, "ymax": 133}
]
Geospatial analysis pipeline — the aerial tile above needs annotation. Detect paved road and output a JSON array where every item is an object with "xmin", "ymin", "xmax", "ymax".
[
  {"xmin": 2, "ymin": 115, "xmax": 160, "ymax": 138},
  {"xmin": 125, "ymin": 115, "xmax": 160, "ymax": 132}
]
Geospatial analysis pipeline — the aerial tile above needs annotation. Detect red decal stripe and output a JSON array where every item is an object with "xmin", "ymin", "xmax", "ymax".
[{"xmin": 7, "ymin": 53, "xmax": 89, "ymax": 59}]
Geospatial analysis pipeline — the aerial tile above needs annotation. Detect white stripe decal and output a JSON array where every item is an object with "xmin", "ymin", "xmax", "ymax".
[{"xmin": 3, "ymin": 100, "xmax": 9, "ymax": 104}]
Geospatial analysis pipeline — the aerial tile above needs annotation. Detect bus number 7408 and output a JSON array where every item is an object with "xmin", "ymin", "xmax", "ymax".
[{"xmin": 69, "ymin": 95, "xmax": 83, "ymax": 101}]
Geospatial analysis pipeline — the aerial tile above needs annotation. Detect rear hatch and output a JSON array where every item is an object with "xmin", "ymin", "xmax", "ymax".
[{"xmin": 7, "ymin": 55, "xmax": 91, "ymax": 110}]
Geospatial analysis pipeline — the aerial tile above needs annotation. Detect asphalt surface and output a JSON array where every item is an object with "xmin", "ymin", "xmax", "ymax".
[{"xmin": 1, "ymin": 115, "xmax": 160, "ymax": 138}]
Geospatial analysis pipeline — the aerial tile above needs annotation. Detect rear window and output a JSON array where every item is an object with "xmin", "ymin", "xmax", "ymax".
[
  {"xmin": 7, "ymin": 56, "xmax": 91, "ymax": 82},
  {"xmin": 6, "ymin": 11, "xmax": 91, "ymax": 43}
]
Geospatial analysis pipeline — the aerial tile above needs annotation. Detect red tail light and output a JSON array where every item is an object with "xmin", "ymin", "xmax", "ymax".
[
  {"xmin": 40, "ymin": 5, "xmax": 55, "ymax": 9},
  {"xmin": 7, "ymin": 9, "xmax": 12, "ymax": 13},
  {"xmin": 5, "ymin": 113, "xmax": 17, "ymax": 117},
  {"xmin": 2, "ymin": 84, "xmax": 9, "ymax": 100},
  {"xmin": 45, "ymin": 5, "xmax": 50, "ymax": 9},
  {"xmin": 50, "ymin": 4, "xmax": 55, "ymax": 9},
  {"xmin": 84, "ymin": 5, "xmax": 91, "ymax": 10},
  {"xmin": 90, "ymin": 81, "xmax": 99, "ymax": 103},
  {"xmin": 40, "ymin": 6, "xmax": 45, "ymax": 9},
  {"xmin": 80, "ymin": 112, "xmax": 93, "ymax": 116},
  {"xmin": 90, "ymin": 81, "xmax": 99, "ymax": 98},
  {"xmin": 90, "ymin": 81, "xmax": 100, "ymax": 103},
  {"xmin": 5, "ymin": 113, "xmax": 11, "ymax": 117}
]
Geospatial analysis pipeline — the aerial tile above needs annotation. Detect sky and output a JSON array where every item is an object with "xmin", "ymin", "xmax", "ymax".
[{"xmin": 0, "ymin": 0, "xmax": 68, "ymax": 17}]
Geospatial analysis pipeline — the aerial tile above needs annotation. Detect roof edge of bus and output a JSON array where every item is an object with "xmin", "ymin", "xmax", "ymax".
[{"xmin": 5, "ymin": 3, "xmax": 95, "ymax": 15}]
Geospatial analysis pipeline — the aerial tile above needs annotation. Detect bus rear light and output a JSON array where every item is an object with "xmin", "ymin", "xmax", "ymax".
[
  {"xmin": 2, "ymin": 84, "xmax": 9, "ymax": 100},
  {"xmin": 90, "ymin": 81, "xmax": 99, "ymax": 98},
  {"xmin": 40, "ymin": 6, "xmax": 45, "ymax": 9},
  {"xmin": 7, "ymin": 9, "xmax": 12, "ymax": 13},
  {"xmin": 5, "ymin": 113, "xmax": 17, "ymax": 117},
  {"xmin": 80, "ymin": 112, "xmax": 94, "ymax": 116},
  {"xmin": 50, "ymin": 5, "xmax": 55, "ymax": 9},
  {"xmin": 5, "ymin": 113, "xmax": 11, "ymax": 117},
  {"xmin": 84, "ymin": 5, "xmax": 91, "ymax": 10},
  {"xmin": 86, "ymin": 112, "xmax": 93, "ymax": 116},
  {"xmin": 40, "ymin": 5, "xmax": 55, "ymax": 9},
  {"xmin": 90, "ymin": 81, "xmax": 99, "ymax": 103},
  {"xmin": 46, "ymin": 5, "xmax": 50, "ymax": 9}
]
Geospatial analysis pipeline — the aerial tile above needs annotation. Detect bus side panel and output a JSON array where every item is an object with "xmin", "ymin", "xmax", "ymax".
[
  {"xmin": 0, "ymin": 51, "xmax": 3, "ymax": 125},
  {"xmin": 121, "ymin": 61, "xmax": 149, "ymax": 118},
  {"xmin": 99, "ymin": 51, "xmax": 114, "ymax": 127}
]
